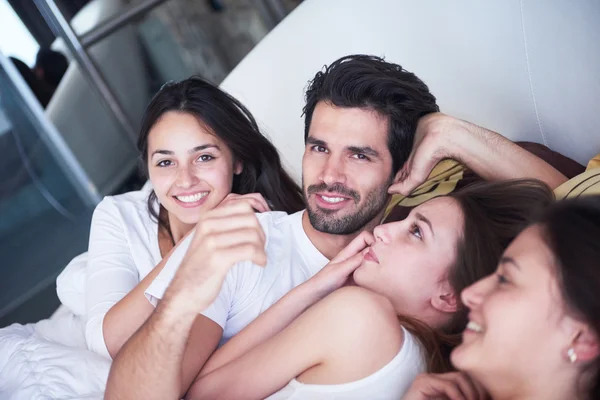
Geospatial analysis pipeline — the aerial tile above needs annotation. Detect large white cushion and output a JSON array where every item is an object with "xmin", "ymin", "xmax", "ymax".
[{"xmin": 222, "ymin": 0, "xmax": 600, "ymax": 181}]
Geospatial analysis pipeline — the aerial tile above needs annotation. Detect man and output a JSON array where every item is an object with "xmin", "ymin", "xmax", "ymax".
[{"xmin": 105, "ymin": 55, "xmax": 566, "ymax": 399}]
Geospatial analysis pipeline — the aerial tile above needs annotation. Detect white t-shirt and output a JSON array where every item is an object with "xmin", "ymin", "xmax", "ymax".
[
  {"xmin": 85, "ymin": 187, "xmax": 162, "ymax": 358},
  {"xmin": 266, "ymin": 327, "xmax": 426, "ymax": 400},
  {"xmin": 145, "ymin": 210, "xmax": 328, "ymax": 344}
]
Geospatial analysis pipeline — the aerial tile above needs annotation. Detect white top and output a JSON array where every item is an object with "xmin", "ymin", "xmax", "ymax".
[
  {"xmin": 267, "ymin": 327, "xmax": 426, "ymax": 400},
  {"xmin": 85, "ymin": 187, "xmax": 162, "ymax": 358},
  {"xmin": 145, "ymin": 210, "xmax": 329, "ymax": 344}
]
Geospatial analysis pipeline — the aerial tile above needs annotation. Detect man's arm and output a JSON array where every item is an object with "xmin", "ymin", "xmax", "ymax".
[
  {"xmin": 187, "ymin": 286, "xmax": 402, "ymax": 400},
  {"xmin": 105, "ymin": 289, "xmax": 221, "ymax": 400},
  {"xmin": 105, "ymin": 202, "xmax": 267, "ymax": 399},
  {"xmin": 389, "ymin": 113, "xmax": 568, "ymax": 195},
  {"xmin": 196, "ymin": 231, "xmax": 373, "ymax": 380}
]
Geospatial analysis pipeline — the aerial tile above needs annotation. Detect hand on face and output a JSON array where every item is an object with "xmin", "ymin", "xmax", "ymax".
[
  {"xmin": 388, "ymin": 113, "xmax": 464, "ymax": 196},
  {"xmin": 403, "ymin": 372, "xmax": 489, "ymax": 400},
  {"xmin": 167, "ymin": 201, "xmax": 267, "ymax": 313},
  {"xmin": 218, "ymin": 192, "xmax": 272, "ymax": 213},
  {"xmin": 308, "ymin": 231, "xmax": 375, "ymax": 300}
]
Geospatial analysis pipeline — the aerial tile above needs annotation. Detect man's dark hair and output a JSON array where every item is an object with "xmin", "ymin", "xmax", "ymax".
[
  {"xmin": 302, "ymin": 54, "xmax": 439, "ymax": 174},
  {"xmin": 35, "ymin": 48, "xmax": 69, "ymax": 88}
]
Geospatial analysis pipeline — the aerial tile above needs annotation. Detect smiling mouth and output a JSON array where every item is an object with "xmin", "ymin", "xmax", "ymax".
[
  {"xmin": 319, "ymin": 194, "xmax": 348, "ymax": 204},
  {"xmin": 174, "ymin": 192, "xmax": 208, "ymax": 203}
]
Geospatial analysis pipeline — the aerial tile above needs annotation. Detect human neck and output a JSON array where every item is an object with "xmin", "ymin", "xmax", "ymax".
[
  {"xmin": 167, "ymin": 213, "xmax": 195, "ymax": 244},
  {"xmin": 301, "ymin": 210, "xmax": 383, "ymax": 260},
  {"xmin": 485, "ymin": 370, "xmax": 580, "ymax": 400}
]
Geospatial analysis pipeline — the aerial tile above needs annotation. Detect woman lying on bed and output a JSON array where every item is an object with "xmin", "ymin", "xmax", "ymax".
[
  {"xmin": 178, "ymin": 178, "xmax": 554, "ymax": 399},
  {"xmin": 83, "ymin": 76, "xmax": 303, "ymax": 358},
  {"xmin": 403, "ymin": 196, "xmax": 600, "ymax": 400}
]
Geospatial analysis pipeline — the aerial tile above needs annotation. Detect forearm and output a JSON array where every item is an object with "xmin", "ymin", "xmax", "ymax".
[
  {"xmin": 451, "ymin": 118, "xmax": 567, "ymax": 188},
  {"xmin": 105, "ymin": 293, "xmax": 197, "ymax": 400},
  {"xmin": 199, "ymin": 282, "xmax": 320, "ymax": 378},
  {"xmin": 102, "ymin": 262, "xmax": 166, "ymax": 357}
]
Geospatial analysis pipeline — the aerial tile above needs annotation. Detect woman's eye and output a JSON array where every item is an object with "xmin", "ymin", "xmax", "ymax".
[
  {"xmin": 157, "ymin": 160, "xmax": 173, "ymax": 167},
  {"xmin": 496, "ymin": 274, "xmax": 509, "ymax": 285},
  {"xmin": 410, "ymin": 224, "xmax": 423, "ymax": 240},
  {"xmin": 198, "ymin": 154, "xmax": 214, "ymax": 162}
]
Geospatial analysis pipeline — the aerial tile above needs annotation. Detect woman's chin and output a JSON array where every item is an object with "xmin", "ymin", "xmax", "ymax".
[{"xmin": 450, "ymin": 340, "xmax": 477, "ymax": 372}]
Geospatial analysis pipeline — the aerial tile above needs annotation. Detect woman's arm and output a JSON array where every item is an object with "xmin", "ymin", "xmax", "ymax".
[
  {"xmin": 187, "ymin": 286, "xmax": 402, "ymax": 400},
  {"xmin": 197, "ymin": 231, "xmax": 374, "ymax": 378},
  {"xmin": 85, "ymin": 198, "xmax": 190, "ymax": 358},
  {"xmin": 106, "ymin": 201, "xmax": 265, "ymax": 400}
]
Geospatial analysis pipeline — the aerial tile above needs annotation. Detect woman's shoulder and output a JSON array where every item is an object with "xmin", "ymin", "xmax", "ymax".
[
  {"xmin": 323, "ymin": 286, "xmax": 398, "ymax": 316},
  {"xmin": 104, "ymin": 187, "xmax": 151, "ymax": 207},
  {"xmin": 300, "ymin": 286, "xmax": 407, "ymax": 384},
  {"xmin": 319, "ymin": 286, "xmax": 403, "ymax": 345},
  {"xmin": 91, "ymin": 188, "xmax": 156, "ymax": 233},
  {"xmin": 94, "ymin": 188, "xmax": 151, "ymax": 216}
]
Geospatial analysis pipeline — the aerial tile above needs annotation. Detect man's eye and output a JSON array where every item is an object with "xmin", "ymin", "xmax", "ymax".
[
  {"xmin": 353, "ymin": 153, "xmax": 369, "ymax": 161},
  {"xmin": 312, "ymin": 145, "xmax": 327, "ymax": 153}
]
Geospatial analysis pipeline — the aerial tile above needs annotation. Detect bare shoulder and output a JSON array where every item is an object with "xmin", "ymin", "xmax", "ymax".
[
  {"xmin": 299, "ymin": 286, "xmax": 404, "ymax": 382},
  {"xmin": 318, "ymin": 286, "xmax": 403, "ymax": 345}
]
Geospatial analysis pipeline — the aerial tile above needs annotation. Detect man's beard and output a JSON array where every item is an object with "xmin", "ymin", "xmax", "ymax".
[{"xmin": 303, "ymin": 180, "xmax": 391, "ymax": 235}]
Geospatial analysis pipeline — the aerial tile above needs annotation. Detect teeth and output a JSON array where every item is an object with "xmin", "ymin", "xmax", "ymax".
[
  {"xmin": 176, "ymin": 192, "xmax": 208, "ymax": 203},
  {"xmin": 466, "ymin": 321, "xmax": 483, "ymax": 333},
  {"xmin": 321, "ymin": 195, "xmax": 346, "ymax": 203}
]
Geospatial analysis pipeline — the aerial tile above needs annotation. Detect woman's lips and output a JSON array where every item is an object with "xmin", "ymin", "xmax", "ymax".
[{"xmin": 363, "ymin": 247, "xmax": 379, "ymax": 263}]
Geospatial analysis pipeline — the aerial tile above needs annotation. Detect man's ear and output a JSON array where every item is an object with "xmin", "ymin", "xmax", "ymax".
[
  {"xmin": 431, "ymin": 281, "xmax": 458, "ymax": 313},
  {"xmin": 234, "ymin": 160, "xmax": 243, "ymax": 175}
]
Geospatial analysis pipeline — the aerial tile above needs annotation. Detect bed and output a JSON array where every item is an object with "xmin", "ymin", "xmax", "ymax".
[{"xmin": 1, "ymin": 0, "xmax": 599, "ymax": 398}]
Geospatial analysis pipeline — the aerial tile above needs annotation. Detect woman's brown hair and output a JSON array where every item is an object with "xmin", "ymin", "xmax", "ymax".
[
  {"xmin": 538, "ymin": 196, "xmax": 600, "ymax": 399},
  {"xmin": 403, "ymin": 179, "xmax": 555, "ymax": 373}
]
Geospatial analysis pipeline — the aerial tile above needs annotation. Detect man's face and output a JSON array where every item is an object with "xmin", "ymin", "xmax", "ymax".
[{"xmin": 302, "ymin": 101, "xmax": 394, "ymax": 234}]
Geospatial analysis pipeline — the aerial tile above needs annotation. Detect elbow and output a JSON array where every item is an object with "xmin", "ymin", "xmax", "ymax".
[{"xmin": 85, "ymin": 315, "xmax": 114, "ymax": 359}]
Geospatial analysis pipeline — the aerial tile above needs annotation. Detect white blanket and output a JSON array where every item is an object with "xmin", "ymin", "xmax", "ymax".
[{"xmin": 0, "ymin": 254, "xmax": 111, "ymax": 399}]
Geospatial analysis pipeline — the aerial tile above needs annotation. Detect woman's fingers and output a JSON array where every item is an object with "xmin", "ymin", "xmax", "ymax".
[
  {"xmin": 331, "ymin": 231, "xmax": 375, "ymax": 263},
  {"xmin": 404, "ymin": 372, "xmax": 487, "ymax": 400},
  {"xmin": 220, "ymin": 193, "xmax": 271, "ymax": 213}
]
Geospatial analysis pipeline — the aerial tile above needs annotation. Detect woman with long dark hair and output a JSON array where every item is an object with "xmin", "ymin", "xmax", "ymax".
[
  {"xmin": 177, "ymin": 179, "xmax": 554, "ymax": 399},
  {"xmin": 84, "ymin": 76, "xmax": 303, "ymax": 359},
  {"xmin": 405, "ymin": 195, "xmax": 600, "ymax": 400}
]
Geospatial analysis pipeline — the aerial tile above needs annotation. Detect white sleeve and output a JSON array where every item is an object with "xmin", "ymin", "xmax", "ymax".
[
  {"xmin": 145, "ymin": 232, "xmax": 237, "ymax": 329},
  {"xmin": 84, "ymin": 197, "xmax": 138, "ymax": 358}
]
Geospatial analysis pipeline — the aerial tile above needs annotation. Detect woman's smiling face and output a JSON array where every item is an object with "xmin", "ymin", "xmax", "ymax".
[{"xmin": 147, "ymin": 111, "xmax": 241, "ymax": 226}]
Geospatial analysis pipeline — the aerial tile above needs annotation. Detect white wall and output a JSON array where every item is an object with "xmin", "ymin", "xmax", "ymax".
[{"xmin": 222, "ymin": 0, "xmax": 600, "ymax": 181}]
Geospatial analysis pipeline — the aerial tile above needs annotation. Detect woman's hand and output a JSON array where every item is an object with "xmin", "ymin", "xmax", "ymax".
[
  {"xmin": 307, "ymin": 231, "xmax": 375, "ymax": 300},
  {"xmin": 166, "ymin": 201, "xmax": 267, "ymax": 313},
  {"xmin": 403, "ymin": 372, "xmax": 488, "ymax": 400},
  {"xmin": 218, "ymin": 193, "xmax": 272, "ymax": 213}
]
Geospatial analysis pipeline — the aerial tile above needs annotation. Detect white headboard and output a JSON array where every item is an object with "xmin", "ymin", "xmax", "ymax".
[{"xmin": 221, "ymin": 0, "xmax": 600, "ymax": 181}]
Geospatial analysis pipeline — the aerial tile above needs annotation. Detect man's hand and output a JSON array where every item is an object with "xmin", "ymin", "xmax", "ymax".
[
  {"xmin": 307, "ymin": 231, "xmax": 374, "ymax": 300},
  {"xmin": 166, "ymin": 201, "xmax": 267, "ymax": 313},
  {"xmin": 388, "ymin": 111, "xmax": 567, "ymax": 194},
  {"xmin": 389, "ymin": 113, "xmax": 465, "ymax": 196},
  {"xmin": 403, "ymin": 372, "xmax": 488, "ymax": 400}
]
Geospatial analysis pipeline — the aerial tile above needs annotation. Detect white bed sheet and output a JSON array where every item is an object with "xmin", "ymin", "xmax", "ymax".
[{"xmin": 0, "ymin": 254, "xmax": 111, "ymax": 399}]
